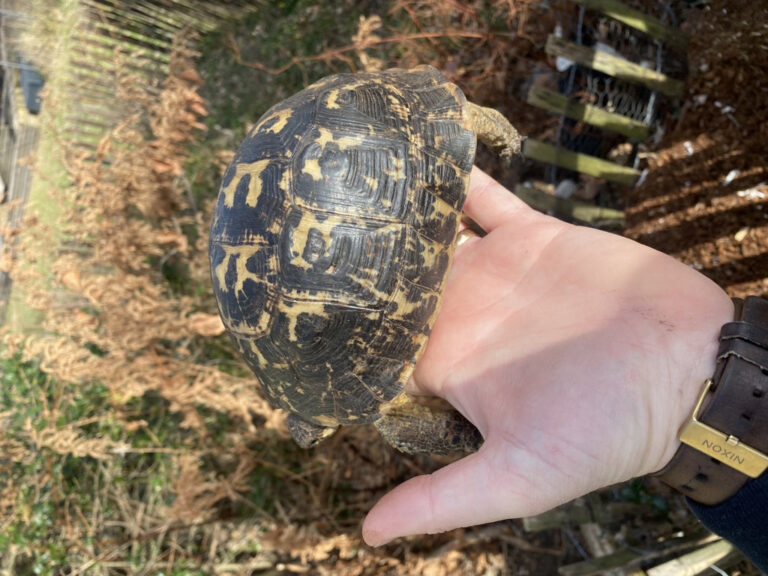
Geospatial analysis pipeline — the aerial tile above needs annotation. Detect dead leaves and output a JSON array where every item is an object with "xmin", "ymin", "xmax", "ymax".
[
  {"xmin": 4, "ymin": 41, "xmax": 270, "ymax": 527},
  {"xmin": 188, "ymin": 312, "xmax": 225, "ymax": 336},
  {"xmin": 352, "ymin": 16, "xmax": 386, "ymax": 72},
  {"xmin": 26, "ymin": 418, "xmax": 130, "ymax": 460},
  {"xmin": 156, "ymin": 229, "xmax": 189, "ymax": 254},
  {"xmin": 59, "ymin": 268, "xmax": 82, "ymax": 292},
  {"xmin": 169, "ymin": 451, "xmax": 256, "ymax": 523}
]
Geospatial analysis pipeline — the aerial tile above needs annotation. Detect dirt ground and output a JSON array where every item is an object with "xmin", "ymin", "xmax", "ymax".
[{"xmin": 624, "ymin": 0, "xmax": 768, "ymax": 300}]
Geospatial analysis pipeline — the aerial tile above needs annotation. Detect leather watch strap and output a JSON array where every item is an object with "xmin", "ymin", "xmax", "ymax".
[{"xmin": 657, "ymin": 296, "xmax": 768, "ymax": 505}]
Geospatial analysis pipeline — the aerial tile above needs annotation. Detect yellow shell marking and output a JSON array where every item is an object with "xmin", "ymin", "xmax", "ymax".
[
  {"xmin": 284, "ymin": 208, "xmax": 405, "ymax": 307},
  {"xmin": 278, "ymin": 299, "xmax": 328, "ymax": 342},
  {"xmin": 301, "ymin": 157, "xmax": 323, "ymax": 182},
  {"xmin": 213, "ymin": 244, "xmax": 236, "ymax": 295},
  {"xmin": 335, "ymin": 133, "xmax": 367, "ymax": 151},
  {"xmin": 388, "ymin": 288, "xmax": 436, "ymax": 329},
  {"xmin": 430, "ymin": 191, "xmax": 461, "ymax": 226},
  {"xmin": 315, "ymin": 127, "xmax": 336, "ymax": 148},
  {"xmin": 213, "ymin": 243, "xmax": 273, "ymax": 335},
  {"xmin": 313, "ymin": 126, "xmax": 365, "ymax": 152},
  {"xmin": 301, "ymin": 129, "xmax": 369, "ymax": 182},
  {"xmin": 383, "ymin": 152, "xmax": 406, "ymax": 182},
  {"xmin": 416, "ymin": 233, "xmax": 450, "ymax": 289},
  {"xmin": 387, "ymin": 94, "xmax": 409, "ymax": 120},
  {"xmin": 213, "ymin": 243, "xmax": 266, "ymax": 295},
  {"xmin": 286, "ymin": 211, "xmax": 405, "ymax": 274},
  {"xmin": 222, "ymin": 159, "xmax": 272, "ymax": 208},
  {"xmin": 257, "ymin": 108, "xmax": 293, "ymax": 134},
  {"xmin": 248, "ymin": 339, "xmax": 288, "ymax": 371},
  {"xmin": 287, "ymin": 211, "xmax": 334, "ymax": 271},
  {"xmin": 325, "ymin": 89, "xmax": 341, "ymax": 110}
]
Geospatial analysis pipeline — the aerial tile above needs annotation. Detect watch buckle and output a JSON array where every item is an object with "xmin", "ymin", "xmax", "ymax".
[{"xmin": 679, "ymin": 379, "xmax": 768, "ymax": 478}]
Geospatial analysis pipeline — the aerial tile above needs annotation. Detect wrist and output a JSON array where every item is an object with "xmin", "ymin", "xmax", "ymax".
[
  {"xmin": 652, "ymin": 288, "xmax": 734, "ymax": 473},
  {"xmin": 655, "ymin": 295, "xmax": 768, "ymax": 504}
]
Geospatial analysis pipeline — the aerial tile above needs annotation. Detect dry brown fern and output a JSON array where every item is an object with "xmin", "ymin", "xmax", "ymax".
[{"xmin": 5, "ymin": 35, "xmax": 280, "ymax": 530}]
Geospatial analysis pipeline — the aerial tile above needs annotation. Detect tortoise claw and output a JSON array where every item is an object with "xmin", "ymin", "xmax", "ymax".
[{"xmin": 286, "ymin": 412, "xmax": 338, "ymax": 448}]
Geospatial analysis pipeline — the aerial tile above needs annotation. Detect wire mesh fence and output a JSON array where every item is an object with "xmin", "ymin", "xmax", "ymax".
[{"xmin": 522, "ymin": 0, "xmax": 690, "ymax": 222}]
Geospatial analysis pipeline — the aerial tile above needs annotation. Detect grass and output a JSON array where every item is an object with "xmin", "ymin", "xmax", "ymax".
[
  {"xmin": 0, "ymin": 355, "xmax": 122, "ymax": 573},
  {"xmin": 0, "ymin": 352, "xmax": 290, "ymax": 573}
]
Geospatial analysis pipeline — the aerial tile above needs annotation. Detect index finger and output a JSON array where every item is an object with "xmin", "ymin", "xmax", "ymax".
[{"xmin": 462, "ymin": 166, "xmax": 531, "ymax": 232}]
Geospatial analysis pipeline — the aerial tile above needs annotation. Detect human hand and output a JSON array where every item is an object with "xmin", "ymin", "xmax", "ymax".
[{"xmin": 363, "ymin": 167, "xmax": 734, "ymax": 546}]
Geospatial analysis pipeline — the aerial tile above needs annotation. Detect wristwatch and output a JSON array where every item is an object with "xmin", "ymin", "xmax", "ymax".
[{"xmin": 657, "ymin": 296, "xmax": 768, "ymax": 505}]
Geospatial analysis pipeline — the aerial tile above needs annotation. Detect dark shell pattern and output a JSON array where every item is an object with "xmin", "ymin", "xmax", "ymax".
[{"xmin": 210, "ymin": 65, "xmax": 476, "ymax": 427}]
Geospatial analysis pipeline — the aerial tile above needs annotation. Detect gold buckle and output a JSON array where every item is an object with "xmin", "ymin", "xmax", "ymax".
[{"xmin": 679, "ymin": 379, "xmax": 768, "ymax": 478}]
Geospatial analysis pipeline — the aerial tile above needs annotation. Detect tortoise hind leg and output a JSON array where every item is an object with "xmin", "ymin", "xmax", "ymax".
[
  {"xmin": 467, "ymin": 101, "xmax": 524, "ymax": 159},
  {"xmin": 286, "ymin": 413, "xmax": 338, "ymax": 448},
  {"xmin": 374, "ymin": 397, "xmax": 483, "ymax": 455}
]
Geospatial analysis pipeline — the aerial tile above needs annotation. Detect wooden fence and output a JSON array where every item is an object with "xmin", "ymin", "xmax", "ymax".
[
  {"xmin": 55, "ymin": 0, "xmax": 257, "ymax": 151},
  {"xmin": 1, "ymin": 1, "xmax": 39, "ymax": 322},
  {"xmin": 0, "ymin": 0, "xmax": 258, "ymax": 323}
]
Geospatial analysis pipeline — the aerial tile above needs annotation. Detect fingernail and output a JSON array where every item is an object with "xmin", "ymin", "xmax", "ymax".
[{"xmin": 362, "ymin": 528, "xmax": 391, "ymax": 547}]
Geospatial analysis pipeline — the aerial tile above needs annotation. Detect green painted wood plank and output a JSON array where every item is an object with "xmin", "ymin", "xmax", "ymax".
[
  {"xmin": 527, "ymin": 85, "xmax": 649, "ymax": 140},
  {"xmin": 558, "ymin": 549, "xmax": 641, "ymax": 576},
  {"xmin": 514, "ymin": 184, "xmax": 624, "ymax": 226},
  {"xmin": 646, "ymin": 540, "xmax": 732, "ymax": 576},
  {"xmin": 523, "ymin": 138, "xmax": 640, "ymax": 186},
  {"xmin": 569, "ymin": 0, "xmax": 687, "ymax": 50},
  {"xmin": 545, "ymin": 35, "xmax": 685, "ymax": 98}
]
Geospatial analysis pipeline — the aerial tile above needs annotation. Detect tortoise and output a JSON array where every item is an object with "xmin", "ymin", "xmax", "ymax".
[{"xmin": 210, "ymin": 65, "xmax": 521, "ymax": 454}]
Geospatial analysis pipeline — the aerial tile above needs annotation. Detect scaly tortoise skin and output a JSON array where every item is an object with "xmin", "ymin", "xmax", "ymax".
[{"xmin": 210, "ymin": 65, "xmax": 521, "ymax": 454}]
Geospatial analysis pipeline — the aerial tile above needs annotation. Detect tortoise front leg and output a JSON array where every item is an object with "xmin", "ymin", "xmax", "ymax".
[
  {"xmin": 374, "ymin": 396, "xmax": 483, "ymax": 455},
  {"xmin": 467, "ymin": 101, "xmax": 524, "ymax": 159}
]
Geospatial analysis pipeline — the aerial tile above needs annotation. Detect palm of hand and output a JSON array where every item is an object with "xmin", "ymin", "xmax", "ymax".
[{"xmin": 363, "ymin": 168, "xmax": 733, "ymax": 546}]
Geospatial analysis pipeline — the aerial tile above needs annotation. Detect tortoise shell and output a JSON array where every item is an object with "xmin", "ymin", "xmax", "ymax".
[{"xmin": 209, "ymin": 65, "xmax": 476, "ymax": 428}]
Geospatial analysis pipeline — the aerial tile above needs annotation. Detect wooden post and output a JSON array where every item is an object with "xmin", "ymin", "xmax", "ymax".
[
  {"xmin": 523, "ymin": 138, "xmax": 640, "ymax": 186},
  {"xmin": 66, "ymin": 65, "xmax": 117, "ymax": 88},
  {"xmin": 165, "ymin": 0, "xmax": 231, "ymax": 28},
  {"xmin": 64, "ymin": 77, "xmax": 116, "ymax": 97},
  {"xmin": 131, "ymin": 0, "xmax": 207, "ymax": 32},
  {"xmin": 558, "ymin": 534, "xmax": 721, "ymax": 576},
  {"xmin": 71, "ymin": 42, "xmax": 162, "ymax": 79},
  {"xmin": 78, "ymin": 29, "xmax": 171, "ymax": 64},
  {"xmin": 568, "ymin": 0, "xmax": 688, "ymax": 50},
  {"xmin": 82, "ymin": 0, "xmax": 180, "ymax": 38},
  {"xmin": 527, "ymin": 86, "xmax": 650, "ymax": 140},
  {"xmin": 558, "ymin": 549, "xmax": 641, "ymax": 576},
  {"xmin": 545, "ymin": 35, "xmax": 684, "ymax": 98},
  {"xmin": 523, "ymin": 500, "xmax": 643, "ymax": 531},
  {"xmin": 89, "ymin": 19, "xmax": 173, "ymax": 52},
  {"xmin": 645, "ymin": 540, "xmax": 733, "ymax": 576},
  {"xmin": 514, "ymin": 184, "xmax": 624, "ymax": 227},
  {"xmin": 63, "ymin": 114, "xmax": 113, "ymax": 132}
]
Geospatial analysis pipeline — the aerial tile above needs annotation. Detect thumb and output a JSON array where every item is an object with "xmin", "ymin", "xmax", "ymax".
[{"xmin": 362, "ymin": 444, "xmax": 538, "ymax": 546}]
